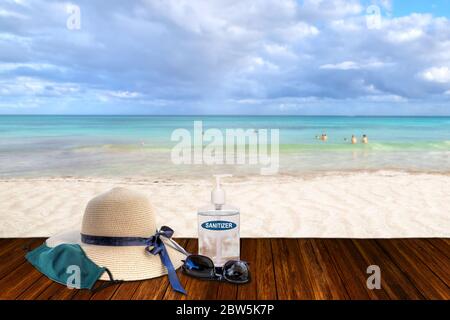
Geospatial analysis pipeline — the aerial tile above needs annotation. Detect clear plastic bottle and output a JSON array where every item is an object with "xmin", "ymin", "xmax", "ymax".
[{"xmin": 198, "ymin": 174, "xmax": 240, "ymax": 267}]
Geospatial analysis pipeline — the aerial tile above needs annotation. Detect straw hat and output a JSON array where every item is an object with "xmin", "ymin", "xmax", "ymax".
[{"xmin": 46, "ymin": 187, "xmax": 186, "ymax": 281}]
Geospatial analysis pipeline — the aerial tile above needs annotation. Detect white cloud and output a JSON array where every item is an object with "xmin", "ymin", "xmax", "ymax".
[
  {"xmin": 383, "ymin": 14, "xmax": 433, "ymax": 43},
  {"xmin": 0, "ymin": 98, "xmax": 43, "ymax": 109},
  {"xmin": 320, "ymin": 61, "xmax": 360, "ymax": 70},
  {"xmin": 264, "ymin": 44, "xmax": 293, "ymax": 57},
  {"xmin": 387, "ymin": 28, "xmax": 423, "ymax": 43},
  {"xmin": 362, "ymin": 94, "xmax": 407, "ymax": 103},
  {"xmin": 0, "ymin": 62, "xmax": 63, "ymax": 72},
  {"xmin": 319, "ymin": 60, "xmax": 386, "ymax": 70},
  {"xmin": 243, "ymin": 56, "xmax": 279, "ymax": 73},
  {"xmin": 302, "ymin": 0, "xmax": 362, "ymax": 17},
  {"xmin": 0, "ymin": 0, "xmax": 449, "ymax": 115},
  {"xmin": 421, "ymin": 67, "xmax": 450, "ymax": 83},
  {"xmin": 0, "ymin": 77, "xmax": 80, "ymax": 97},
  {"xmin": 0, "ymin": 8, "xmax": 26, "ymax": 18},
  {"xmin": 108, "ymin": 91, "xmax": 141, "ymax": 99},
  {"xmin": 330, "ymin": 19, "xmax": 360, "ymax": 31},
  {"xmin": 277, "ymin": 22, "xmax": 319, "ymax": 40}
]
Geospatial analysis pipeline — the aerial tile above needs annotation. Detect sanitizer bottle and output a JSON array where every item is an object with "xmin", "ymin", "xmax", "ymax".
[{"xmin": 198, "ymin": 174, "xmax": 240, "ymax": 267}]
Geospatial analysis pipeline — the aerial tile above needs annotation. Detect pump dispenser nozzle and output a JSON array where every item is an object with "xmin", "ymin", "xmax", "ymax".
[{"xmin": 211, "ymin": 174, "xmax": 232, "ymax": 209}]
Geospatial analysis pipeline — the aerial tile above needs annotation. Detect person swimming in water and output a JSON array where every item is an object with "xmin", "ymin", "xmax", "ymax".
[
  {"xmin": 351, "ymin": 135, "xmax": 357, "ymax": 144},
  {"xmin": 362, "ymin": 134, "xmax": 368, "ymax": 144},
  {"xmin": 321, "ymin": 133, "xmax": 328, "ymax": 142}
]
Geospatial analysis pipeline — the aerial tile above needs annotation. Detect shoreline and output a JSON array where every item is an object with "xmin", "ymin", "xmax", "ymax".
[
  {"xmin": 1, "ymin": 168, "xmax": 450, "ymax": 183},
  {"xmin": 1, "ymin": 170, "xmax": 449, "ymax": 239}
]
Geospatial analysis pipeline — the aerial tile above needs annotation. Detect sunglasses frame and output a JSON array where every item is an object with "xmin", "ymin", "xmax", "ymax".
[{"xmin": 182, "ymin": 255, "xmax": 250, "ymax": 284}]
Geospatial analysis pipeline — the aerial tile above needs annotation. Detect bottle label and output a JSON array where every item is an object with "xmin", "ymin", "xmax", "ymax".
[{"xmin": 201, "ymin": 220, "xmax": 237, "ymax": 231}]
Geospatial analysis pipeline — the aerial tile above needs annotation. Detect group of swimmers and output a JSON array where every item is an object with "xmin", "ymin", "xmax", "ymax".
[{"xmin": 316, "ymin": 134, "xmax": 369, "ymax": 144}]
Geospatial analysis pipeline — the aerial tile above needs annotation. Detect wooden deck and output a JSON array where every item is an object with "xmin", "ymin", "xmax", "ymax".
[{"xmin": 0, "ymin": 238, "xmax": 448, "ymax": 300}]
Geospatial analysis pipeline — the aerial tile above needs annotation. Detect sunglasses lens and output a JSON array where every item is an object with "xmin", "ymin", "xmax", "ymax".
[
  {"xmin": 183, "ymin": 255, "xmax": 215, "ymax": 278},
  {"xmin": 223, "ymin": 260, "xmax": 249, "ymax": 283}
]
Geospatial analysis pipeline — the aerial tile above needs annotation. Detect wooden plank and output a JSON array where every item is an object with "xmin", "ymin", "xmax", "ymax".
[
  {"xmin": 70, "ymin": 282, "xmax": 122, "ymax": 300},
  {"xmin": 132, "ymin": 275, "xmax": 170, "ymax": 300},
  {"xmin": 0, "ymin": 258, "xmax": 44, "ymax": 299},
  {"xmin": 0, "ymin": 238, "xmax": 449, "ymax": 300},
  {"xmin": 0, "ymin": 238, "xmax": 43, "ymax": 281},
  {"xmin": 111, "ymin": 281, "xmax": 141, "ymax": 300},
  {"xmin": 216, "ymin": 283, "xmax": 238, "ymax": 300},
  {"xmin": 255, "ymin": 238, "xmax": 277, "ymax": 300},
  {"xmin": 271, "ymin": 238, "xmax": 315, "ymax": 299},
  {"xmin": 235, "ymin": 239, "xmax": 257, "ymax": 299},
  {"xmin": 401, "ymin": 239, "xmax": 449, "ymax": 287},
  {"xmin": 0, "ymin": 238, "xmax": 28, "ymax": 256},
  {"xmin": 47, "ymin": 282, "xmax": 80, "ymax": 300},
  {"xmin": 69, "ymin": 288, "xmax": 95, "ymax": 300},
  {"xmin": 16, "ymin": 276, "xmax": 54, "ymax": 300},
  {"xmin": 0, "ymin": 239, "xmax": 9, "ymax": 250},
  {"xmin": 322, "ymin": 239, "xmax": 384, "ymax": 299},
  {"xmin": 90, "ymin": 283, "xmax": 121, "ymax": 300},
  {"xmin": 377, "ymin": 239, "xmax": 449, "ymax": 299},
  {"xmin": 35, "ymin": 282, "xmax": 73, "ymax": 300},
  {"xmin": 237, "ymin": 239, "xmax": 276, "ymax": 300},
  {"xmin": 182, "ymin": 278, "xmax": 220, "ymax": 300},
  {"xmin": 426, "ymin": 238, "xmax": 450, "ymax": 260},
  {"xmin": 0, "ymin": 239, "xmax": 46, "ymax": 300},
  {"xmin": 297, "ymin": 239, "xmax": 349, "ymax": 300},
  {"xmin": 352, "ymin": 239, "xmax": 423, "ymax": 299},
  {"xmin": 340, "ymin": 239, "xmax": 390, "ymax": 299}
]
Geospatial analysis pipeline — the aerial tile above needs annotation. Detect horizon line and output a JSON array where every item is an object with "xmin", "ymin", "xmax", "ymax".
[{"xmin": 1, "ymin": 114, "xmax": 450, "ymax": 117}]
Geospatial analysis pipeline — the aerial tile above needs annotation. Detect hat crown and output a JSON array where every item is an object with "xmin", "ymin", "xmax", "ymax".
[{"xmin": 81, "ymin": 187, "xmax": 156, "ymax": 237}]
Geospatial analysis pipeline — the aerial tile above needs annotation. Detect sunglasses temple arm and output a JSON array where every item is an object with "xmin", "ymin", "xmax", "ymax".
[{"xmin": 164, "ymin": 237, "xmax": 191, "ymax": 256}]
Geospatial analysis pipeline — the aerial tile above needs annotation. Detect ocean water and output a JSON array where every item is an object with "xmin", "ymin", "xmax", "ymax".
[{"xmin": 0, "ymin": 115, "xmax": 449, "ymax": 177}]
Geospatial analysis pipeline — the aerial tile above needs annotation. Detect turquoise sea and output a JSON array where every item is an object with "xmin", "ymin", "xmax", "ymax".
[{"xmin": 0, "ymin": 115, "xmax": 449, "ymax": 177}]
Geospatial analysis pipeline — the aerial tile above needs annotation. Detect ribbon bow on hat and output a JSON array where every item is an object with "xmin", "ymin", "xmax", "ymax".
[{"xmin": 144, "ymin": 226, "xmax": 186, "ymax": 294}]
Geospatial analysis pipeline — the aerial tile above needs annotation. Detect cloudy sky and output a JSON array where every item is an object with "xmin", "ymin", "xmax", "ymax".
[{"xmin": 1, "ymin": 0, "xmax": 450, "ymax": 115}]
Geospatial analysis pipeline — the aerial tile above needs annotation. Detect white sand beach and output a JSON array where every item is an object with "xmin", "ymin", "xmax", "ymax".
[{"xmin": 0, "ymin": 171, "xmax": 449, "ymax": 238}]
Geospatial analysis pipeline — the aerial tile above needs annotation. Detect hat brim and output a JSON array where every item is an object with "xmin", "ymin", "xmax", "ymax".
[{"xmin": 46, "ymin": 230, "xmax": 186, "ymax": 281}]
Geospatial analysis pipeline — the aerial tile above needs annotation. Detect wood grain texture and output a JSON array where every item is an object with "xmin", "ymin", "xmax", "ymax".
[
  {"xmin": 237, "ymin": 238, "xmax": 277, "ymax": 300},
  {"xmin": 351, "ymin": 239, "xmax": 423, "ymax": 299},
  {"xmin": 376, "ymin": 239, "xmax": 449, "ymax": 300},
  {"xmin": 322, "ymin": 239, "xmax": 373, "ymax": 299},
  {"xmin": 271, "ymin": 238, "xmax": 315, "ymax": 299},
  {"xmin": 0, "ymin": 238, "xmax": 45, "ymax": 300},
  {"xmin": 0, "ymin": 238, "xmax": 448, "ymax": 300},
  {"xmin": 297, "ymin": 239, "xmax": 349, "ymax": 300}
]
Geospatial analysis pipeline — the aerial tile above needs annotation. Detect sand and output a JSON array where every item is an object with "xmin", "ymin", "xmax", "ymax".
[{"xmin": 0, "ymin": 171, "xmax": 449, "ymax": 238}]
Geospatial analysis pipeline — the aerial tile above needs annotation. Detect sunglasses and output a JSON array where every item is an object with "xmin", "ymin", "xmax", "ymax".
[{"xmin": 182, "ymin": 255, "xmax": 250, "ymax": 284}]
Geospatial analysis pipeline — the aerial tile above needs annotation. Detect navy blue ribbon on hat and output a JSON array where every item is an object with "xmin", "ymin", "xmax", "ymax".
[{"xmin": 81, "ymin": 226, "xmax": 186, "ymax": 294}]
